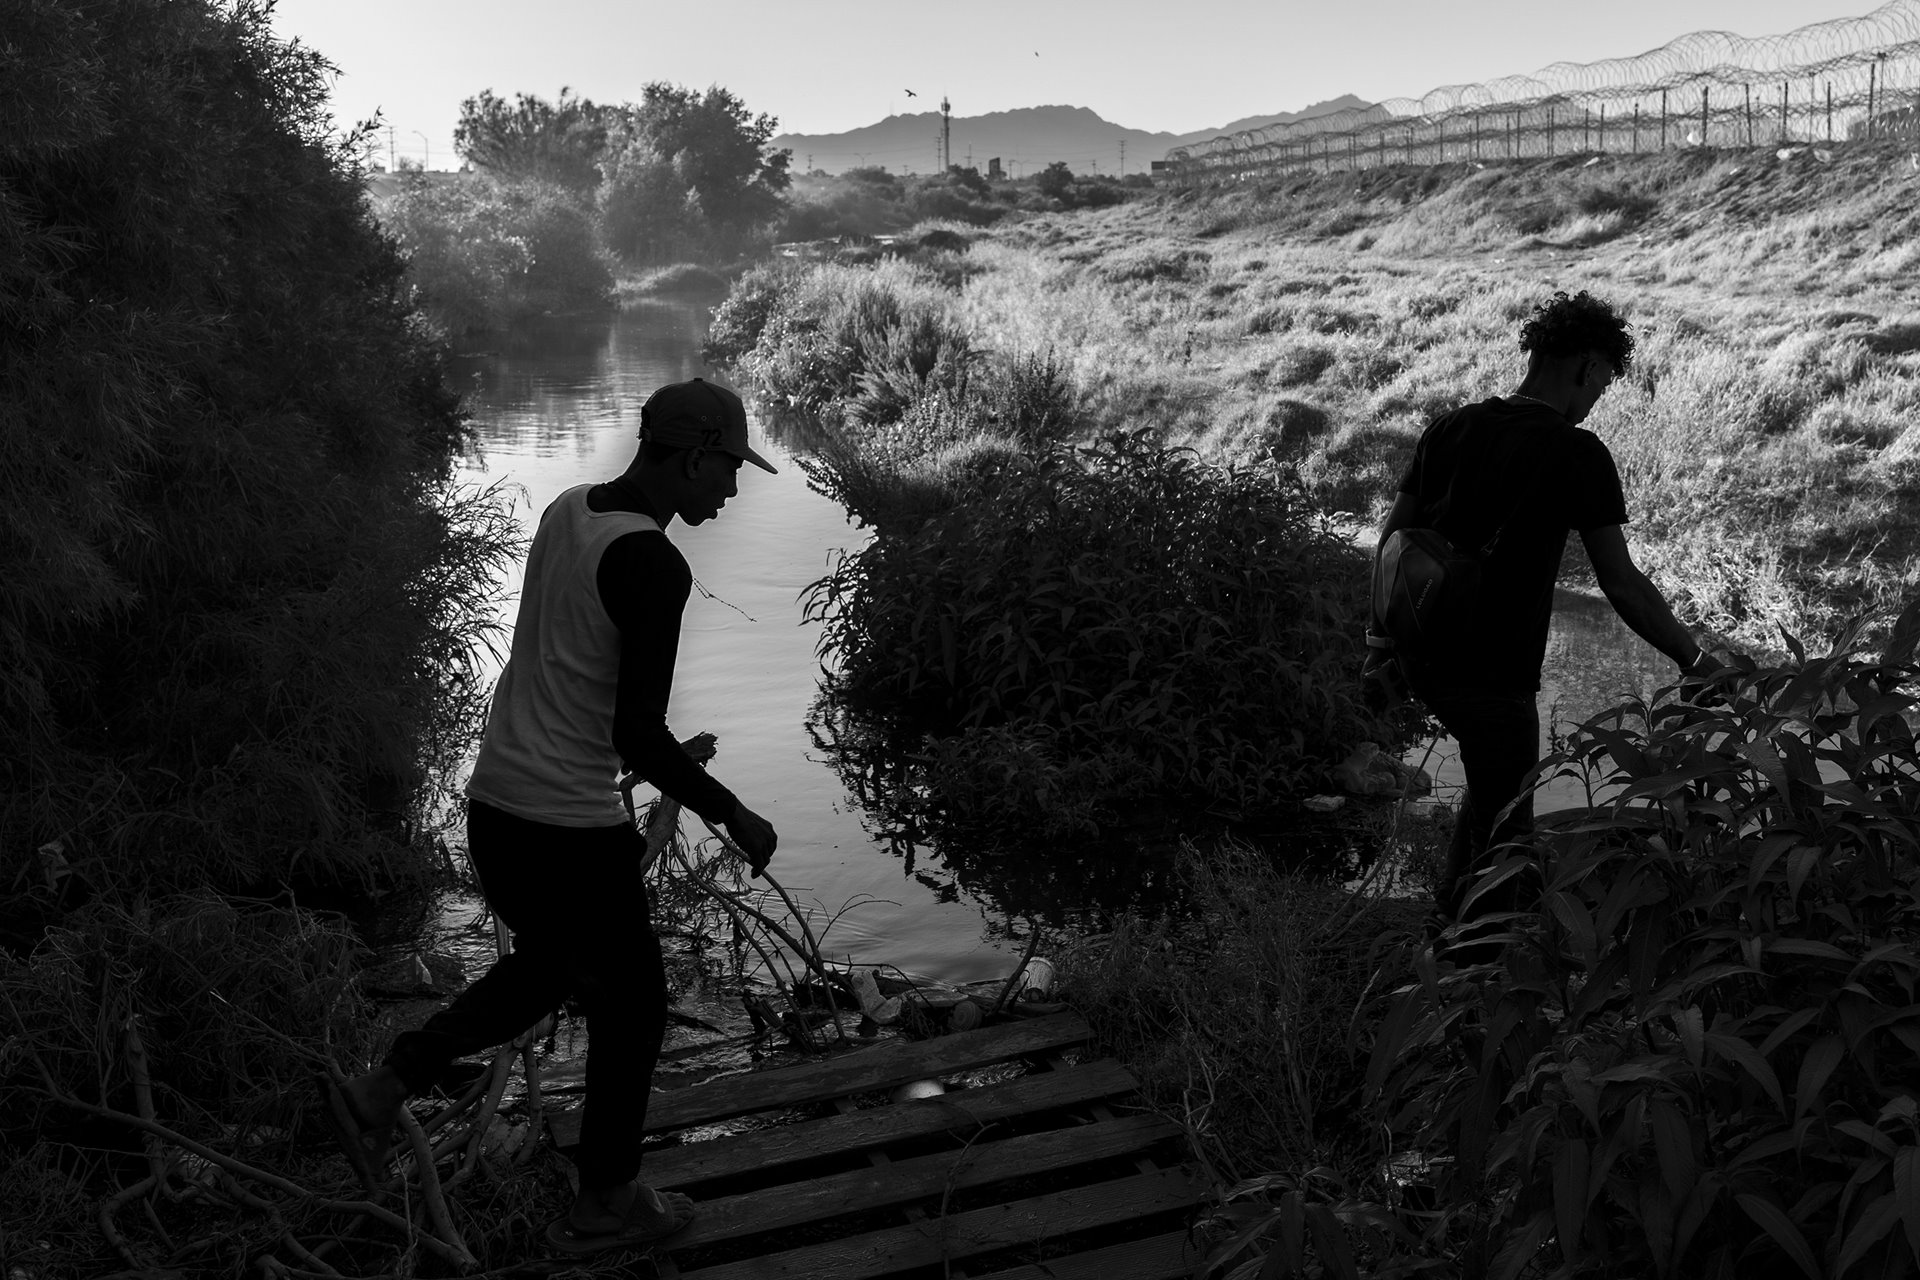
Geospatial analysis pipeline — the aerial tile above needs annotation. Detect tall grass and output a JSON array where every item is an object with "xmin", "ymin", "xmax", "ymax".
[{"xmin": 908, "ymin": 154, "xmax": 1920, "ymax": 652}]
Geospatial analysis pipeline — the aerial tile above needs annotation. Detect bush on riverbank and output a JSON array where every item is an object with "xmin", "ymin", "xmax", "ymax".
[
  {"xmin": 725, "ymin": 259, "xmax": 979, "ymax": 427},
  {"xmin": 376, "ymin": 175, "xmax": 613, "ymax": 332},
  {"xmin": 805, "ymin": 428, "xmax": 1387, "ymax": 834},
  {"xmin": 3, "ymin": 1, "xmax": 521, "ymax": 1268},
  {"xmin": 1, "ymin": 0, "xmax": 513, "ymax": 918}
]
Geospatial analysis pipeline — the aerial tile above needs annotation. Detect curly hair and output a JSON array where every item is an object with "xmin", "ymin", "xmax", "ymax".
[{"xmin": 1518, "ymin": 290, "xmax": 1634, "ymax": 373}]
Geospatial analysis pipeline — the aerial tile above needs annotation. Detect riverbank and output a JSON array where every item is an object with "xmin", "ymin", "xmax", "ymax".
[{"xmin": 938, "ymin": 148, "xmax": 1918, "ymax": 654}]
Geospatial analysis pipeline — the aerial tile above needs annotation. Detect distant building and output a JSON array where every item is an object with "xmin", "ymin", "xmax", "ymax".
[{"xmin": 987, "ymin": 157, "xmax": 1003, "ymax": 180}]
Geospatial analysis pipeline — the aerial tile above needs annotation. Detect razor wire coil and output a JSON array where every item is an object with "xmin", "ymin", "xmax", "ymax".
[{"xmin": 1166, "ymin": 0, "xmax": 1920, "ymax": 177}]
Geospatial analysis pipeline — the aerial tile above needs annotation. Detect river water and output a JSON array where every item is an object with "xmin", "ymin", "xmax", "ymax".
[{"xmin": 450, "ymin": 303, "xmax": 1682, "ymax": 978}]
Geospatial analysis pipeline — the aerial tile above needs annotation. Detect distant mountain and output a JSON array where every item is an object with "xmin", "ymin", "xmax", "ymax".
[{"xmin": 771, "ymin": 96, "xmax": 1372, "ymax": 176}]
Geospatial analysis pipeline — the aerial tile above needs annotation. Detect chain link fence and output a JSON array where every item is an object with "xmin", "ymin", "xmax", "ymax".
[{"xmin": 1166, "ymin": 0, "xmax": 1920, "ymax": 179}]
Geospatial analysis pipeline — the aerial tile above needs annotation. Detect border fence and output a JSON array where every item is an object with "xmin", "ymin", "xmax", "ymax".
[{"xmin": 1165, "ymin": 0, "xmax": 1920, "ymax": 180}]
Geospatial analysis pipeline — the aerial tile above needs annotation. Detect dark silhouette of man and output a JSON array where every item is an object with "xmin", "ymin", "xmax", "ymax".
[
  {"xmin": 1377, "ymin": 291, "xmax": 1708, "ymax": 924},
  {"xmin": 325, "ymin": 378, "xmax": 779, "ymax": 1254}
]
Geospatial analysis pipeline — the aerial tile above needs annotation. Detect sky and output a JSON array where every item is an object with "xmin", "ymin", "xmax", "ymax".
[{"xmin": 269, "ymin": 0, "xmax": 1891, "ymax": 169}]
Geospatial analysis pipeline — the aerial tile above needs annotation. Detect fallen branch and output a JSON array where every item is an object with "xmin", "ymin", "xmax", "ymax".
[
  {"xmin": 99, "ymin": 1171, "xmax": 161, "ymax": 1270},
  {"xmin": 398, "ymin": 1107, "xmax": 476, "ymax": 1269}
]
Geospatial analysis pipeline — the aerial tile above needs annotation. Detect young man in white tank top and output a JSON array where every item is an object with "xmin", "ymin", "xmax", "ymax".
[{"xmin": 324, "ymin": 379, "xmax": 779, "ymax": 1254}]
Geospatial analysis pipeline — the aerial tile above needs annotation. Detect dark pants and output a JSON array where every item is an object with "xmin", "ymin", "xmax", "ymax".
[
  {"xmin": 1422, "ymin": 688, "xmax": 1539, "ymax": 921},
  {"xmin": 386, "ymin": 798, "xmax": 667, "ymax": 1190}
]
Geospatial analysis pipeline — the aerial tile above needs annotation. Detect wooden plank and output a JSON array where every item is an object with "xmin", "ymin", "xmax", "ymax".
[
  {"xmin": 674, "ymin": 1166, "xmax": 1204, "ymax": 1280},
  {"xmin": 611, "ymin": 1059, "xmax": 1141, "ymax": 1186},
  {"xmin": 666, "ymin": 1111, "xmax": 1182, "ymax": 1249},
  {"xmin": 968, "ymin": 1230, "xmax": 1204, "ymax": 1280},
  {"xmin": 636, "ymin": 1012, "xmax": 1091, "ymax": 1135}
]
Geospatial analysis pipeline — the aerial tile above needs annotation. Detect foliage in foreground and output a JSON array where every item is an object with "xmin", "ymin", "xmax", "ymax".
[
  {"xmin": 1, "ymin": 0, "xmax": 516, "ymax": 905},
  {"xmin": 1057, "ymin": 838, "xmax": 1429, "ymax": 1185},
  {"xmin": 1367, "ymin": 618, "xmax": 1920, "ymax": 1280},
  {"xmin": 804, "ymin": 428, "xmax": 1387, "ymax": 833},
  {"xmin": 1089, "ymin": 617, "xmax": 1920, "ymax": 1279},
  {"xmin": 0, "ymin": 894, "xmax": 603, "ymax": 1278}
]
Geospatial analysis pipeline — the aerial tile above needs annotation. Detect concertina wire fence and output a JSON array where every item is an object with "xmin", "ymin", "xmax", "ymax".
[{"xmin": 1165, "ymin": 0, "xmax": 1920, "ymax": 180}]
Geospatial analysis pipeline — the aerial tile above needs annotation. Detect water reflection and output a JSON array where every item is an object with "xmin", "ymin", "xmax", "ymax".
[{"xmin": 1417, "ymin": 585, "xmax": 1679, "ymax": 812}]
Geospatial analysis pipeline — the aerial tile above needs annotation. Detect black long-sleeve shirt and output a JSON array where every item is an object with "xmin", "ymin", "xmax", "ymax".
[{"xmin": 587, "ymin": 483, "xmax": 739, "ymax": 824}]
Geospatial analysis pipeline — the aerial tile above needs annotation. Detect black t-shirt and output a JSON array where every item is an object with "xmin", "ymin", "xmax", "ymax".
[{"xmin": 1396, "ymin": 397, "xmax": 1628, "ymax": 694}]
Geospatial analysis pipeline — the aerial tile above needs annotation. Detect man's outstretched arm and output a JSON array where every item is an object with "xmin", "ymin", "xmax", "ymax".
[
  {"xmin": 600, "ymin": 532, "xmax": 777, "ymax": 872},
  {"xmin": 1580, "ymin": 523, "xmax": 1703, "ymax": 670}
]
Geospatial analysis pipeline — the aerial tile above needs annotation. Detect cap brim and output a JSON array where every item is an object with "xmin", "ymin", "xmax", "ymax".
[{"xmin": 730, "ymin": 443, "xmax": 778, "ymax": 475}]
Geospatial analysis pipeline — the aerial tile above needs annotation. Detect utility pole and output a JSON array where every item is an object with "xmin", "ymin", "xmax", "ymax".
[
  {"xmin": 387, "ymin": 125, "xmax": 395, "ymax": 172},
  {"xmin": 1118, "ymin": 138, "xmax": 1126, "ymax": 176},
  {"xmin": 941, "ymin": 96, "xmax": 951, "ymax": 172}
]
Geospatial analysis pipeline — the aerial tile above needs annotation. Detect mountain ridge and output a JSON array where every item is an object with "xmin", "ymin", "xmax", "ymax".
[{"xmin": 772, "ymin": 95, "xmax": 1371, "ymax": 175}]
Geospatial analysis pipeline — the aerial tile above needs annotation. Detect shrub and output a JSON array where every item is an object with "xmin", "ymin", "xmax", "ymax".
[
  {"xmin": 1095, "ymin": 245, "xmax": 1212, "ymax": 285},
  {"xmin": 1060, "ymin": 839, "xmax": 1427, "ymax": 1182},
  {"xmin": 1370, "ymin": 618, "xmax": 1920, "ymax": 1279},
  {"xmin": 0, "ymin": 0, "xmax": 514, "ymax": 903},
  {"xmin": 379, "ymin": 176, "xmax": 612, "ymax": 332},
  {"xmin": 803, "ymin": 430, "xmax": 1387, "ymax": 830},
  {"xmin": 703, "ymin": 258, "xmax": 803, "ymax": 365},
  {"xmin": 727, "ymin": 262, "xmax": 975, "ymax": 427}
]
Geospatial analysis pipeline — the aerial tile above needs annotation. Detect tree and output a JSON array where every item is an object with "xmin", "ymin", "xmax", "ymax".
[
  {"xmin": 1035, "ymin": 161, "xmax": 1074, "ymax": 200},
  {"xmin": 454, "ymin": 87, "xmax": 609, "ymax": 191},
  {"xmin": 597, "ymin": 83, "xmax": 791, "ymax": 257},
  {"xmin": 947, "ymin": 164, "xmax": 989, "ymax": 197},
  {"xmin": 0, "ymin": 0, "xmax": 503, "ymax": 901}
]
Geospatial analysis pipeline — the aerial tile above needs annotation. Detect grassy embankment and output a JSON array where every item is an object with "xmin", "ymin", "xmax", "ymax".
[
  {"xmin": 975, "ymin": 149, "xmax": 1920, "ymax": 652},
  {"xmin": 710, "ymin": 145, "xmax": 1920, "ymax": 1275}
]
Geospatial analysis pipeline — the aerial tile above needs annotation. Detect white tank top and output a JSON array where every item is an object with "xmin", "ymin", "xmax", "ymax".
[{"xmin": 465, "ymin": 485, "xmax": 659, "ymax": 826}]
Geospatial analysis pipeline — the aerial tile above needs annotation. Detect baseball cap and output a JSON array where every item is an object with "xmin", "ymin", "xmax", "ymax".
[{"xmin": 638, "ymin": 378, "xmax": 778, "ymax": 474}]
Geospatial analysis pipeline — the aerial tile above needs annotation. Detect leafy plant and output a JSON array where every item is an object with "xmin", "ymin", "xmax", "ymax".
[
  {"xmin": 803, "ymin": 429, "xmax": 1387, "ymax": 830},
  {"xmin": 1369, "ymin": 617, "xmax": 1920, "ymax": 1279}
]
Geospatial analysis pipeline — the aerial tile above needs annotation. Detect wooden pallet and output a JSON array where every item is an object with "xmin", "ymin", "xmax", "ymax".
[{"xmin": 548, "ymin": 1012, "xmax": 1207, "ymax": 1279}]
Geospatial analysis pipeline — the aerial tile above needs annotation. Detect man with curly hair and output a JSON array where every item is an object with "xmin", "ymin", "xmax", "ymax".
[{"xmin": 1376, "ymin": 290, "xmax": 1709, "ymax": 927}]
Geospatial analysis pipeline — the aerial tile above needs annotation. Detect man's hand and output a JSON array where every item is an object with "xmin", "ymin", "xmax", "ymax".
[{"xmin": 724, "ymin": 802, "xmax": 777, "ymax": 878}]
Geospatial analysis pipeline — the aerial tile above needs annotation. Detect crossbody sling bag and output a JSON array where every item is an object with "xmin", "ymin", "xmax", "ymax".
[{"xmin": 1365, "ymin": 437, "xmax": 1549, "ymax": 701}]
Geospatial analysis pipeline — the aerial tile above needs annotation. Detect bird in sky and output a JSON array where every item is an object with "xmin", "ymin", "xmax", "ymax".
[{"xmin": 905, "ymin": 89, "xmax": 917, "ymax": 97}]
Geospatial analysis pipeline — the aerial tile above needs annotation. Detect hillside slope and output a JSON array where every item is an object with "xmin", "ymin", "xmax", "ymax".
[
  {"xmin": 773, "ymin": 96, "xmax": 1371, "ymax": 175},
  {"xmin": 952, "ymin": 145, "xmax": 1920, "ymax": 650}
]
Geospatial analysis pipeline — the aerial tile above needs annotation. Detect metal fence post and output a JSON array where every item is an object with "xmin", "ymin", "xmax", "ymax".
[
  {"xmin": 1868, "ymin": 57, "xmax": 1877, "ymax": 141},
  {"xmin": 1701, "ymin": 85, "xmax": 1710, "ymax": 146}
]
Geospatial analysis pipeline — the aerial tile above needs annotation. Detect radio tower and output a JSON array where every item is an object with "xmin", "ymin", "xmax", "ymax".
[{"xmin": 941, "ymin": 95, "xmax": 951, "ymax": 171}]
